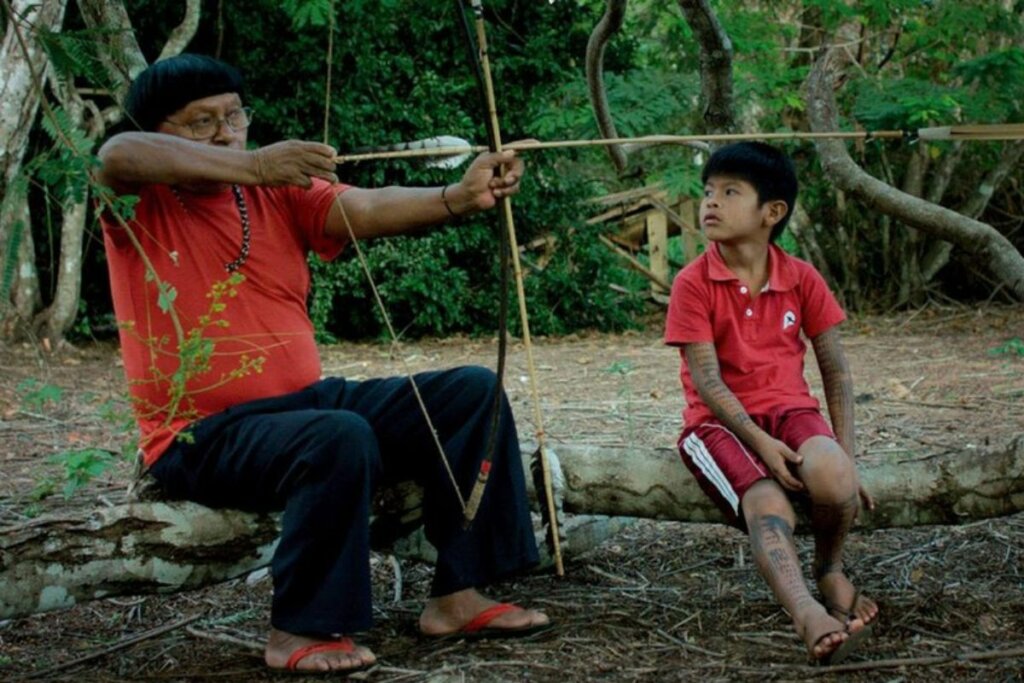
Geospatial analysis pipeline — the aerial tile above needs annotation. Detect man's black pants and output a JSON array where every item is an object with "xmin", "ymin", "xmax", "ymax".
[{"xmin": 149, "ymin": 365, "xmax": 539, "ymax": 636}]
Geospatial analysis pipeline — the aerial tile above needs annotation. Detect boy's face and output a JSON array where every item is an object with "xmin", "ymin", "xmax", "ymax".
[{"xmin": 700, "ymin": 175, "xmax": 785, "ymax": 245}]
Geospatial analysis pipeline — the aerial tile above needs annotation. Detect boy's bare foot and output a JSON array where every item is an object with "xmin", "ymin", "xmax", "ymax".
[
  {"xmin": 419, "ymin": 588, "xmax": 549, "ymax": 637},
  {"xmin": 794, "ymin": 605, "xmax": 848, "ymax": 661},
  {"xmin": 264, "ymin": 628, "xmax": 376, "ymax": 673},
  {"xmin": 817, "ymin": 572, "xmax": 878, "ymax": 632}
]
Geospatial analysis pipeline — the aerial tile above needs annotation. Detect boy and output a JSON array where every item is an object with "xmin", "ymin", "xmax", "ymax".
[{"xmin": 664, "ymin": 142, "xmax": 878, "ymax": 663}]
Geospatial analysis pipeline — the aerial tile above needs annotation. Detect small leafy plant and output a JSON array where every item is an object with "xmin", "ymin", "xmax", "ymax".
[
  {"xmin": 16, "ymin": 379, "xmax": 64, "ymax": 412},
  {"xmin": 988, "ymin": 337, "xmax": 1024, "ymax": 357},
  {"xmin": 50, "ymin": 448, "xmax": 115, "ymax": 499}
]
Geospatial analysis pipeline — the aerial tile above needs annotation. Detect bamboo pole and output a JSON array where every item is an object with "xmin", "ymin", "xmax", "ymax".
[{"xmin": 461, "ymin": 0, "xmax": 565, "ymax": 576}]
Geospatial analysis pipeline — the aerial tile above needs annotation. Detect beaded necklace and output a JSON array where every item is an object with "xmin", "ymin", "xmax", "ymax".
[{"xmin": 170, "ymin": 184, "xmax": 251, "ymax": 273}]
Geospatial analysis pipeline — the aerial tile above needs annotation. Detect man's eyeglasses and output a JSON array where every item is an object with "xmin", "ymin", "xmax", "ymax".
[{"xmin": 165, "ymin": 107, "xmax": 254, "ymax": 140}]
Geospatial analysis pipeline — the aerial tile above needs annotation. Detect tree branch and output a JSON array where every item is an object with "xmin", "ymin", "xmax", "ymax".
[
  {"xmin": 585, "ymin": 0, "xmax": 629, "ymax": 174},
  {"xmin": 676, "ymin": 0, "xmax": 734, "ymax": 135},
  {"xmin": 804, "ymin": 49, "xmax": 1024, "ymax": 301}
]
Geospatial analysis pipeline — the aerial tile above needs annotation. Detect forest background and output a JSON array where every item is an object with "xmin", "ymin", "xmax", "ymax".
[
  {"xmin": 2, "ymin": 4, "xmax": 1023, "ymax": 679},
  {"xmin": 1, "ymin": 0, "xmax": 1022, "ymax": 349}
]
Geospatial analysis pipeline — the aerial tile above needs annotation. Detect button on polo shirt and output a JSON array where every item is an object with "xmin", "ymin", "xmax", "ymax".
[{"xmin": 665, "ymin": 243, "xmax": 846, "ymax": 428}]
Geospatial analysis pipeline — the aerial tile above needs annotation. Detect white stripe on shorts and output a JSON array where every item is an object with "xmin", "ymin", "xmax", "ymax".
[{"xmin": 682, "ymin": 432, "xmax": 740, "ymax": 515}]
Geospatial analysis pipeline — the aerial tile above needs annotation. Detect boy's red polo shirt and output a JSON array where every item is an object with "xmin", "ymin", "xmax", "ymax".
[{"xmin": 665, "ymin": 243, "xmax": 845, "ymax": 429}]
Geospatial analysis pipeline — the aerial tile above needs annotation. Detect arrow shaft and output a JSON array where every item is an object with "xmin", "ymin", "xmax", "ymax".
[{"xmin": 335, "ymin": 125, "xmax": 1024, "ymax": 164}]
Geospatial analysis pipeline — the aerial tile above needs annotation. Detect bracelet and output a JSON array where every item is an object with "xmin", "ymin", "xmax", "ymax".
[
  {"xmin": 253, "ymin": 149, "xmax": 267, "ymax": 185},
  {"xmin": 441, "ymin": 184, "xmax": 459, "ymax": 219}
]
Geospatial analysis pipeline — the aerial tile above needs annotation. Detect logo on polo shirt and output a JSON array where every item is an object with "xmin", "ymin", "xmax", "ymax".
[{"xmin": 782, "ymin": 310, "xmax": 797, "ymax": 330}]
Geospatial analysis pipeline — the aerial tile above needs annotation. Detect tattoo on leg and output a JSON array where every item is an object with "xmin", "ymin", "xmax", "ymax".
[
  {"xmin": 751, "ymin": 515, "xmax": 815, "ymax": 614},
  {"xmin": 812, "ymin": 493, "xmax": 859, "ymax": 579}
]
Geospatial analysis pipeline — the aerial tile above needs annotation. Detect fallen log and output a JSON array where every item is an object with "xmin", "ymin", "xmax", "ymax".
[
  {"xmin": 2, "ymin": 436, "xmax": 1021, "ymax": 620},
  {"xmin": 551, "ymin": 436, "xmax": 1024, "ymax": 528}
]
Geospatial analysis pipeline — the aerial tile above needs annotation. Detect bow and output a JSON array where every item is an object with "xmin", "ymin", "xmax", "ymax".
[{"xmin": 455, "ymin": 0, "xmax": 565, "ymax": 575}]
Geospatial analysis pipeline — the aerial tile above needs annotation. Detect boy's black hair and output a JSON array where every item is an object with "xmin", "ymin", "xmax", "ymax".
[
  {"xmin": 701, "ymin": 141, "xmax": 798, "ymax": 242},
  {"xmin": 124, "ymin": 54, "xmax": 244, "ymax": 132}
]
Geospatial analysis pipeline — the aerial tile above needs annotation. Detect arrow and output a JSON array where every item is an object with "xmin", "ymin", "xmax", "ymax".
[{"xmin": 335, "ymin": 124, "xmax": 1024, "ymax": 165}]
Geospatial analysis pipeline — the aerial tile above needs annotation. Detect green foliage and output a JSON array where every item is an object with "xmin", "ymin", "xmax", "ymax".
[
  {"xmin": 19, "ymin": 0, "xmax": 1023, "ymax": 345},
  {"xmin": 36, "ymin": 26, "xmax": 120, "ymax": 92},
  {"xmin": 94, "ymin": 185, "xmax": 139, "ymax": 222},
  {"xmin": 16, "ymin": 379, "xmax": 64, "ymax": 412},
  {"xmin": 521, "ymin": 225, "xmax": 646, "ymax": 336},
  {"xmin": 281, "ymin": 0, "xmax": 335, "ymax": 28},
  {"xmin": 204, "ymin": 0, "xmax": 646, "ymax": 339},
  {"xmin": 988, "ymin": 337, "xmax": 1024, "ymax": 358},
  {"xmin": 34, "ymin": 106, "xmax": 98, "ymax": 205},
  {"xmin": 158, "ymin": 272, "xmax": 264, "ymax": 421},
  {"xmin": 772, "ymin": 227, "xmax": 798, "ymax": 256},
  {"xmin": 15, "ymin": 381, "xmax": 135, "ymax": 499},
  {"xmin": 952, "ymin": 48, "xmax": 1024, "ymax": 123},
  {"xmin": 605, "ymin": 359, "xmax": 635, "ymax": 375},
  {"xmin": 49, "ymin": 448, "xmax": 115, "ymax": 499},
  {"xmin": 156, "ymin": 281, "xmax": 177, "ymax": 314},
  {"xmin": 852, "ymin": 78, "xmax": 962, "ymax": 129}
]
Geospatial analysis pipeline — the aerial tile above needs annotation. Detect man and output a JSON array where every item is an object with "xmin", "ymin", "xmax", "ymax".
[{"xmin": 96, "ymin": 53, "xmax": 548, "ymax": 674}]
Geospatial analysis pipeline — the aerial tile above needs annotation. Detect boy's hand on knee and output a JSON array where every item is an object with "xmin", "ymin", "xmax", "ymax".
[{"xmin": 756, "ymin": 437, "xmax": 805, "ymax": 492}]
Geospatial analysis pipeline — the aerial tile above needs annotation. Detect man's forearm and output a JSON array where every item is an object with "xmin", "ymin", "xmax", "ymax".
[
  {"xmin": 331, "ymin": 185, "xmax": 466, "ymax": 240},
  {"xmin": 96, "ymin": 132, "xmax": 260, "ymax": 192}
]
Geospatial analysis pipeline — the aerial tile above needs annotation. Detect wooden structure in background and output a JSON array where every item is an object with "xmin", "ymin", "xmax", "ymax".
[{"xmin": 586, "ymin": 184, "xmax": 704, "ymax": 301}]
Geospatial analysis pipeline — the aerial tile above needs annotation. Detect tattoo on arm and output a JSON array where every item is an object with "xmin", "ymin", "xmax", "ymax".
[
  {"xmin": 812, "ymin": 329, "xmax": 855, "ymax": 457},
  {"xmin": 685, "ymin": 343, "xmax": 760, "ymax": 444}
]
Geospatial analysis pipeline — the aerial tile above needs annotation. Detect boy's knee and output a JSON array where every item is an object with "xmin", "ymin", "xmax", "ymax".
[
  {"xmin": 799, "ymin": 441, "xmax": 856, "ymax": 503},
  {"xmin": 741, "ymin": 479, "xmax": 795, "ymax": 527}
]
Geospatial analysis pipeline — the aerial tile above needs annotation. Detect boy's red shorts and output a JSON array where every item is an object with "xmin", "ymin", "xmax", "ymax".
[{"xmin": 677, "ymin": 407, "xmax": 835, "ymax": 530}]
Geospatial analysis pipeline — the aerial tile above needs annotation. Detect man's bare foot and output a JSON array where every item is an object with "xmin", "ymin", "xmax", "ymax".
[
  {"xmin": 419, "ymin": 588, "xmax": 549, "ymax": 637},
  {"xmin": 794, "ymin": 605, "xmax": 848, "ymax": 661},
  {"xmin": 817, "ymin": 572, "xmax": 878, "ymax": 632},
  {"xmin": 264, "ymin": 628, "xmax": 376, "ymax": 672}
]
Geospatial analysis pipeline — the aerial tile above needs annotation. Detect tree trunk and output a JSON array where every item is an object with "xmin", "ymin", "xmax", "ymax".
[
  {"xmin": 35, "ymin": 192, "xmax": 87, "ymax": 345},
  {"xmin": 2, "ymin": 436, "xmax": 1022, "ymax": 621},
  {"xmin": 11, "ymin": 0, "xmax": 203, "ymax": 347},
  {"xmin": 0, "ymin": 187, "xmax": 41, "ymax": 338},
  {"xmin": 805, "ymin": 50, "xmax": 1024, "ymax": 301},
  {"xmin": 0, "ymin": 0, "xmax": 68, "ymax": 338}
]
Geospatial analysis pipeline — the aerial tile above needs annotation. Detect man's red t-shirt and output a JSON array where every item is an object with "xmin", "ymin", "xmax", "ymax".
[
  {"xmin": 664, "ymin": 243, "xmax": 846, "ymax": 429},
  {"xmin": 102, "ymin": 179, "xmax": 348, "ymax": 465}
]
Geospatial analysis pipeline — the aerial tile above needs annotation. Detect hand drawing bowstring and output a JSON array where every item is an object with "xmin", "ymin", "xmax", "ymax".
[{"xmin": 322, "ymin": 0, "xmax": 565, "ymax": 577}]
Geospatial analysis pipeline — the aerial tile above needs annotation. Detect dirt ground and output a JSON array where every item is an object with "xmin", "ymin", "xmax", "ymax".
[{"xmin": 1, "ymin": 304, "xmax": 1022, "ymax": 681}]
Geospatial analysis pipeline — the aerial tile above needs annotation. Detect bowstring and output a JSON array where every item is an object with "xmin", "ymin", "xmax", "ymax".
[
  {"xmin": 327, "ymin": 194, "xmax": 468, "ymax": 514},
  {"xmin": 320, "ymin": 3, "xmax": 467, "ymax": 514}
]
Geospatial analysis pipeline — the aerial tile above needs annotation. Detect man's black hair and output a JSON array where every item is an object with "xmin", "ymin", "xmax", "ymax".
[
  {"xmin": 124, "ymin": 54, "xmax": 244, "ymax": 132},
  {"xmin": 701, "ymin": 141, "xmax": 798, "ymax": 242}
]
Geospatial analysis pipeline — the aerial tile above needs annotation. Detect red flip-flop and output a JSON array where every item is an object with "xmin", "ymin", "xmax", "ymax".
[
  {"xmin": 424, "ymin": 602, "xmax": 554, "ymax": 641},
  {"xmin": 277, "ymin": 637, "xmax": 371, "ymax": 675}
]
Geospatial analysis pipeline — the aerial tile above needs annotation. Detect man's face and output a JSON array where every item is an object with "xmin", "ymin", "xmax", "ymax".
[{"xmin": 157, "ymin": 92, "xmax": 247, "ymax": 148}]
